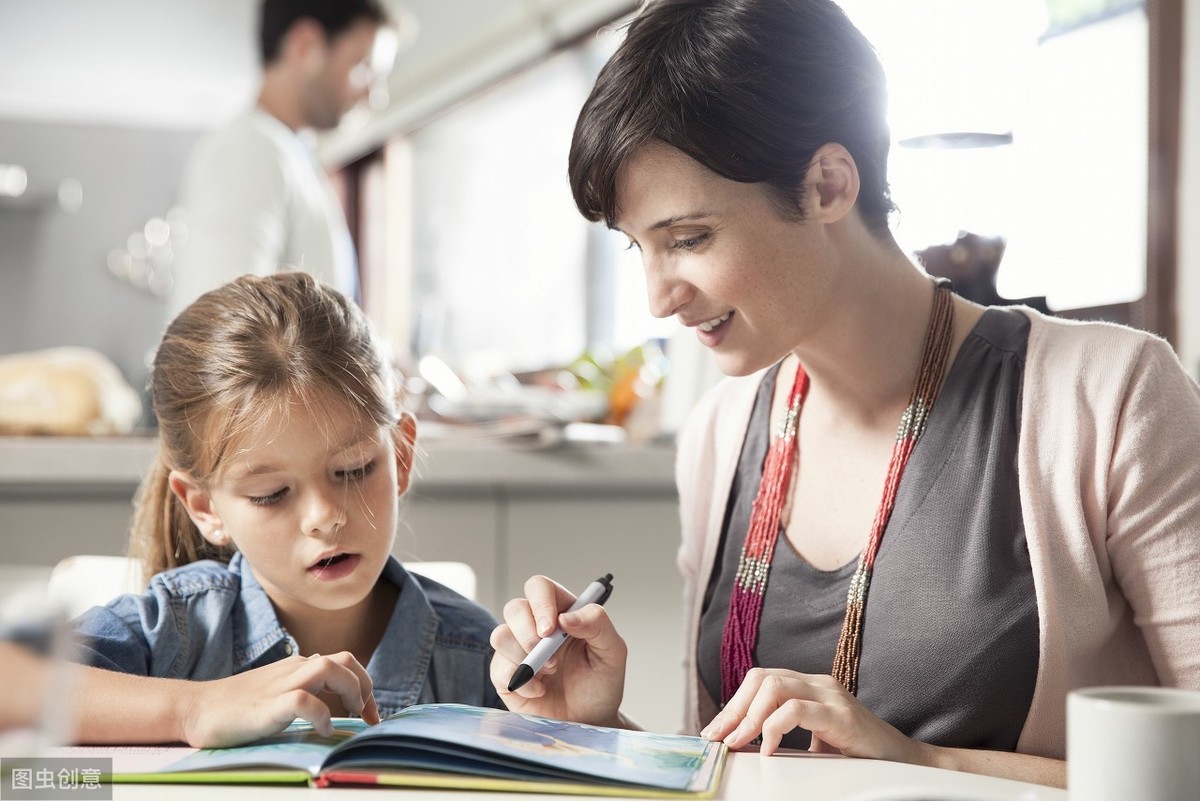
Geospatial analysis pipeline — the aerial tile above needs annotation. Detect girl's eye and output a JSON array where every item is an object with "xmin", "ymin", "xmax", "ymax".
[
  {"xmin": 672, "ymin": 233, "xmax": 709, "ymax": 250},
  {"xmin": 339, "ymin": 460, "xmax": 377, "ymax": 482},
  {"xmin": 248, "ymin": 488, "xmax": 288, "ymax": 507},
  {"xmin": 624, "ymin": 239, "xmax": 640, "ymax": 252}
]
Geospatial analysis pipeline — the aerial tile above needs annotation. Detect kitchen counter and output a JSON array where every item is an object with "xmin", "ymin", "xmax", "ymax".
[{"xmin": 0, "ymin": 433, "xmax": 676, "ymax": 493}]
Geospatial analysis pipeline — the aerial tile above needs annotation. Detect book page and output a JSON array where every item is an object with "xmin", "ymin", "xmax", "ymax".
[
  {"xmin": 160, "ymin": 718, "xmax": 368, "ymax": 775},
  {"xmin": 328, "ymin": 704, "xmax": 723, "ymax": 792}
]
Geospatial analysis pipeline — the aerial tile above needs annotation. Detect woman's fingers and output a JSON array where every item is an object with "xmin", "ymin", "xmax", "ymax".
[
  {"xmin": 557, "ymin": 603, "xmax": 627, "ymax": 671},
  {"xmin": 700, "ymin": 668, "xmax": 919, "ymax": 762},
  {"xmin": 703, "ymin": 669, "xmax": 847, "ymax": 750},
  {"xmin": 759, "ymin": 698, "xmax": 818, "ymax": 755},
  {"xmin": 523, "ymin": 575, "xmax": 579, "ymax": 637},
  {"xmin": 501, "ymin": 596, "xmax": 542, "ymax": 652},
  {"xmin": 489, "ymin": 578, "xmax": 628, "ymax": 726},
  {"xmin": 700, "ymin": 666, "xmax": 769, "ymax": 741}
]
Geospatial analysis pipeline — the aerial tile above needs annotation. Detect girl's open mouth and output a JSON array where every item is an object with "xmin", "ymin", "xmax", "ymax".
[{"xmin": 307, "ymin": 553, "xmax": 360, "ymax": 580}]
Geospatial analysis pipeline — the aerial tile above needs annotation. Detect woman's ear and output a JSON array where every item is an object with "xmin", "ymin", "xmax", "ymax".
[
  {"xmin": 168, "ymin": 470, "xmax": 228, "ymax": 548},
  {"xmin": 393, "ymin": 412, "xmax": 418, "ymax": 497},
  {"xmin": 805, "ymin": 142, "xmax": 860, "ymax": 224}
]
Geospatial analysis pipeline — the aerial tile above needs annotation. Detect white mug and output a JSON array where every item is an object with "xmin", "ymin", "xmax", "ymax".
[{"xmin": 1067, "ymin": 686, "xmax": 1200, "ymax": 801}]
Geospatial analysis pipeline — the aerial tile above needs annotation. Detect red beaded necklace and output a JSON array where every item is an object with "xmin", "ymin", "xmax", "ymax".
[{"xmin": 720, "ymin": 280, "xmax": 955, "ymax": 701}]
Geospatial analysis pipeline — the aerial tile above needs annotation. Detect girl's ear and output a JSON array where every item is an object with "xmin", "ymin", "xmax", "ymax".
[
  {"xmin": 393, "ymin": 412, "xmax": 418, "ymax": 497},
  {"xmin": 804, "ymin": 142, "xmax": 860, "ymax": 224},
  {"xmin": 168, "ymin": 470, "xmax": 228, "ymax": 548}
]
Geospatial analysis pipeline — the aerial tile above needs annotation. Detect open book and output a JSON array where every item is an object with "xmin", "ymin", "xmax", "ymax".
[{"xmin": 102, "ymin": 703, "xmax": 728, "ymax": 798}]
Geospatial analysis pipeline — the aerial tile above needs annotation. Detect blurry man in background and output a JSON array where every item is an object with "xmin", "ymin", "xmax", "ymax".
[{"xmin": 168, "ymin": 0, "xmax": 394, "ymax": 319}]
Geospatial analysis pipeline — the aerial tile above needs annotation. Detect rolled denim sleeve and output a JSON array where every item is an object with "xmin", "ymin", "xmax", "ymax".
[
  {"xmin": 68, "ymin": 564, "xmax": 240, "ymax": 679},
  {"xmin": 70, "ymin": 591, "xmax": 170, "ymax": 676}
]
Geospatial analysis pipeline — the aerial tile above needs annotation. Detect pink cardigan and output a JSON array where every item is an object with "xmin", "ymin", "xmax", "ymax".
[{"xmin": 674, "ymin": 309, "xmax": 1200, "ymax": 758}]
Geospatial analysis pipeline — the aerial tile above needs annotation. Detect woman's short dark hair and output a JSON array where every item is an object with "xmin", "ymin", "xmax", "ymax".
[
  {"xmin": 259, "ymin": 0, "xmax": 389, "ymax": 66},
  {"xmin": 569, "ymin": 0, "xmax": 894, "ymax": 232}
]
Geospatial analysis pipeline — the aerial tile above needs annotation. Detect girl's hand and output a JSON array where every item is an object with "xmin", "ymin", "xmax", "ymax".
[
  {"xmin": 181, "ymin": 652, "xmax": 380, "ymax": 747},
  {"xmin": 701, "ymin": 668, "xmax": 930, "ymax": 765},
  {"xmin": 489, "ymin": 575, "xmax": 627, "ymax": 728}
]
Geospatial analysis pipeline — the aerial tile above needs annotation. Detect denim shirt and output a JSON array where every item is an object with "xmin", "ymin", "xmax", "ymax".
[{"xmin": 70, "ymin": 553, "xmax": 502, "ymax": 716}]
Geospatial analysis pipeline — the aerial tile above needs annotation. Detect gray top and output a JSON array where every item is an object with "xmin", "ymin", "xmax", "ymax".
[{"xmin": 698, "ymin": 308, "xmax": 1038, "ymax": 750}]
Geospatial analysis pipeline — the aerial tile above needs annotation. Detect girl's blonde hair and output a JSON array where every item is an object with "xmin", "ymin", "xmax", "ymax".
[{"xmin": 129, "ymin": 272, "xmax": 399, "ymax": 584}]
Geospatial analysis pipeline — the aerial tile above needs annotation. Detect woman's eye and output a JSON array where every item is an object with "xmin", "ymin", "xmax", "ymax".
[
  {"xmin": 248, "ymin": 488, "xmax": 288, "ymax": 507},
  {"xmin": 339, "ymin": 460, "xmax": 377, "ymax": 482},
  {"xmin": 624, "ymin": 239, "xmax": 640, "ymax": 251},
  {"xmin": 672, "ymin": 233, "xmax": 709, "ymax": 250}
]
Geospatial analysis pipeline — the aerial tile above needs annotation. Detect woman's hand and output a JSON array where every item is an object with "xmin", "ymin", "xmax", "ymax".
[
  {"xmin": 489, "ymin": 575, "xmax": 628, "ymax": 727},
  {"xmin": 181, "ymin": 652, "xmax": 380, "ymax": 748},
  {"xmin": 701, "ymin": 668, "xmax": 929, "ymax": 765}
]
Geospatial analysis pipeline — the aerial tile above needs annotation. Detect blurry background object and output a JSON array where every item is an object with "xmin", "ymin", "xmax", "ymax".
[
  {"xmin": 0, "ymin": 348, "xmax": 141, "ymax": 436},
  {"xmin": 917, "ymin": 231, "xmax": 1051, "ymax": 313},
  {"xmin": 106, "ymin": 208, "xmax": 186, "ymax": 299},
  {"xmin": 0, "ymin": 575, "xmax": 79, "ymax": 753},
  {"xmin": 166, "ymin": 0, "xmax": 400, "ymax": 319}
]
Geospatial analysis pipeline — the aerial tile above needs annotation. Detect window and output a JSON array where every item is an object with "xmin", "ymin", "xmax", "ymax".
[
  {"xmin": 352, "ymin": 0, "xmax": 1177, "ymax": 377},
  {"xmin": 842, "ymin": 0, "xmax": 1149, "ymax": 311}
]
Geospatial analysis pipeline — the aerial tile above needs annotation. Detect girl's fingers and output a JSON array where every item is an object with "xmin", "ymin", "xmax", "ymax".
[
  {"xmin": 278, "ymin": 689, "xmax": 335, "ymax": 737},
  {"xmin": 296, "ymin": 653, "xmax": 372, "ymax": 719},
  {"xmin": 328, "ymin": 651, "xmax": 377, "ymax": 717}
]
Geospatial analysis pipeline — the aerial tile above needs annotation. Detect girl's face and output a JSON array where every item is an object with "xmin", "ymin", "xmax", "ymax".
[
  {"xmin": 171, "ymin": 395, "xmax": 414, "ymax": 623},
  {"xmin": 614, "ymin": 141, "xmax": 838, "ymax": 377}
]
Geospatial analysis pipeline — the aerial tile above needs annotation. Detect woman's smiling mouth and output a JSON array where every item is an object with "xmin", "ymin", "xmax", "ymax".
[{"xmin": 697, "ymin": 312, "xmax": 732, "ymax": 332}]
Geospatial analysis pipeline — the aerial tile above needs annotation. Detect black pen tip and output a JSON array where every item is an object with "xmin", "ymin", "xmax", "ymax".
[{"xmin": 507, "ymin": 664, "xmax": 535, "ymax": 692}]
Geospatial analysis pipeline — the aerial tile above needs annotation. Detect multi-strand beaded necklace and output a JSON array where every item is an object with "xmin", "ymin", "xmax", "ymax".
[{"xmin": 719, "ymin": 279, "xmax": 955, "ymax": 701}]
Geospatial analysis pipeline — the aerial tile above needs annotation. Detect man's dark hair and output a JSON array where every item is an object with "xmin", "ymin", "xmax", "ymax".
[
  {"xmin": 569, "ymin": 0, "xmax": 894, "ymax": 233},
  {"xmin": 259, "ymin": 0, "xmax": 390, "ymax": 66}
]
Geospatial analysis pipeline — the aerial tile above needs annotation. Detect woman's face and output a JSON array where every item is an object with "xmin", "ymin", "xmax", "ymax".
[{"xmin": 614, "ymin": 142, "xmax": 835, "ymax": 377}]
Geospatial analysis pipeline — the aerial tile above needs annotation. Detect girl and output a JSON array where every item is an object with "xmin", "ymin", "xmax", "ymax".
[
  {"xmin": 490, "ymin": 0, "xmax": 1200, "ymax": 788},
  {"xmin": 68, "ymin": 271, "xmax": 501, "ymax": 747}
]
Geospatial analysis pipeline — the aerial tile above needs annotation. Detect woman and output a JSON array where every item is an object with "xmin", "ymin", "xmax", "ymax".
[{"xmin": 489, "ymin": 0, "xmax": 1200, "ymax": 788}]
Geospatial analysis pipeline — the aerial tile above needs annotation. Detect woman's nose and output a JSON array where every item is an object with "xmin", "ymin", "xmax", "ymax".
[{"xmin": 644, "ymin": 255, "xmax": 689, "ymax": 319}]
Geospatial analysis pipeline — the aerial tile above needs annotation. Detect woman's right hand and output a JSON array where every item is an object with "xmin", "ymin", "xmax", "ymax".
[
  {"xmin": 490, "ymin": 575, "xmax": 628, "ymax": 727},
  {"xmin": 181, "ymin": 651, "xmax": 379, "ymax": 747}
]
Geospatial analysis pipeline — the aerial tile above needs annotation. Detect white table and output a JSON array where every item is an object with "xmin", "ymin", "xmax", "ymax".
[{"xmin": 88, "ymin": 750, "xmax": 1065, "ymax": 800}]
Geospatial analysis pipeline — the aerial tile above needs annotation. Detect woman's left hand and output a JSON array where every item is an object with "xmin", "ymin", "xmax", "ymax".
[{"xmin": 700, "ymin": 668, "xmax": 930, "ymax": 765}]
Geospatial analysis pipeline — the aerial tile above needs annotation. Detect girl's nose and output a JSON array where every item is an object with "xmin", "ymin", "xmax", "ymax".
[{"xmin": 303, "ymin": 487, "xmax": 345, "ymax": 537}]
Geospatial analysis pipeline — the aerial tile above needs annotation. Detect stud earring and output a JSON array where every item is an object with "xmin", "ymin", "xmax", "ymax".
[{"xmin": 211, "ymin": 529, "xmax": 228, "ymax": 546}]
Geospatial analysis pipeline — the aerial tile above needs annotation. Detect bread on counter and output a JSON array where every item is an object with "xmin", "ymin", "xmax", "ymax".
[{"xmin": 0, "ymin": 347, "xmax": 141, "ymax": 436}]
